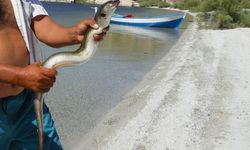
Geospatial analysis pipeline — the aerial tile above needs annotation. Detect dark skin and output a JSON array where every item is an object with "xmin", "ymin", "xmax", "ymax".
[
  {"xmin": 0, "ymin": 1, "xmax": 4, "ymax": 24},
  {"xmin": 0, "ymin": 0, "xmax": 107, "ymax": 97}
]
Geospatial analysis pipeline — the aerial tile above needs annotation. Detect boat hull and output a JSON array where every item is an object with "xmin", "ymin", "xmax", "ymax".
[{"xmin": 111, "ymin": 13, "xmax": 186, "ymax": 29}]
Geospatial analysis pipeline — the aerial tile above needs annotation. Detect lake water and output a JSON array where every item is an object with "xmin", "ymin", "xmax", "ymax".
[{"xmin": 41, "ymin": 2, "xmax": 183, "ymax": 149}]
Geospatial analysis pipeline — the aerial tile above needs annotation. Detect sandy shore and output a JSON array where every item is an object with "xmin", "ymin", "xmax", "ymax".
[{"xmin": 73, "ymin": 22, "xmax": 250, "ymax": 150}]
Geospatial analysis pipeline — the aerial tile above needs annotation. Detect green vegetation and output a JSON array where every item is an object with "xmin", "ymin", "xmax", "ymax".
[
  {"xmin": 137, "ymin": 0, "xmax": 170, "ymax": 8},
  {"xmin": 173, "ymin": 0, "xmax": 200, "ymax": 11},
  {"xmin": 75, "ymin": 0, "xmax": 92, "ymax": 4},
  {"xmin": 242, "ymin": 0, "xmax": 250, "ymax": 9},
  {"xmin": 174, "ymin": 0, "xmax": 250, "ymax": 29},
  {"xmin": 240, "ymin": 11, "xmax": 250, "ymax": 27}
]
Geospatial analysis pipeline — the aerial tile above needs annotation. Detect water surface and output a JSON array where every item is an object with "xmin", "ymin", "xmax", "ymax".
[{"xmin": 41, "ymin": 2, "xmax": 182, "ymax": 149}]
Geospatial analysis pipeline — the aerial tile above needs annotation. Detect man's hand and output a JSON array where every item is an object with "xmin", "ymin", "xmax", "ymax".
[
  {"xmin": 74, "ymin": 18, "xmax": 109, "ymax": 43},
  {"xmin": 32, "ymin": 16, "xmax": 109, "ymax": 48},
  {"xmin": 17, "ymin": 63, "xmax": 57, "ymax": 93}
]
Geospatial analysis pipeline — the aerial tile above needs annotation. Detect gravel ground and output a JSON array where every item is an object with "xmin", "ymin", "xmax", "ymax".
[{"xmin": 74, "ymin": 23, "xmax": 250, "ymax": 150}]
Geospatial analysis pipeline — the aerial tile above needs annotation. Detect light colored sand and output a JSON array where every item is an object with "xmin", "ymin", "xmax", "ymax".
[{"xmin": 74, "ymin": 22, "xmax": 250, "ymax": 150}]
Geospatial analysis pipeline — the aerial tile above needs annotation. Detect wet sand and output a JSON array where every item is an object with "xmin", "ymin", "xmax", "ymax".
[{"xmin": 74, "ymin": 22, "xmax": 250, "ymax": 150}]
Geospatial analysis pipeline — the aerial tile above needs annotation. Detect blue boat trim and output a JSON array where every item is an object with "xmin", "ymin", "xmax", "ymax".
[
  {"xmin": 113, "ymin": 13, "xmax": 184, "ymax": 19},
  {"xmin": 111, "ymin": 13, "xmax": 186, "ymax": 29}
]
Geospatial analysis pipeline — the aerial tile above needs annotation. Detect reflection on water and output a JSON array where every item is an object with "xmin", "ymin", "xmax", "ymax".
[
  {"xmin": 111, "ymin": 24, "xmax": 180, "ymax": 40},
  {"xmin": 101, "ymin": 24, "xmax": 180, "ymax": 61},
  {"xmin": 41, "ymin": 2, "xmax": 182, "ymax": 149}
]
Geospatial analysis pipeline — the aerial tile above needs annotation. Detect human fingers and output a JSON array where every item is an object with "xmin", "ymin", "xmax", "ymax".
[
  {"xmin": 34, "ymin": 75, "xmax": 55, "ymax": 93},
  {"xmin": 38, "ymin": 75, "xmax": 56, "ymax": 86},
  {"xmin": 93, "ymin": 32, "xmax": 106, "ymax": 42},
  {"xmin": 34, "ymin": 61, "xmax": 43, "ymax": 66},
  {"xmin": 103, "ymin": 26, "xmax": 110, "ymax": 33},
  {"xmin": 36, "ymin": 86, "xmax": 51, "ymax": 93},
  {"xmin": 82, "ymin": 18, "xmax": 99, "ymax": 29},
  {"xmin": 77, "ymin": 18, "xmax": 99, "ymax": 34},
  {"xmin": 93, "ymin": 26, "xmax": 110, "ymax": 41},
  {"xmin": 40, "ymin": 67, "xmax": 57, "ymax": 78}
]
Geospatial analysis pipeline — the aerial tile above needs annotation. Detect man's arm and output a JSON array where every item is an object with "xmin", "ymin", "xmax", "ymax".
[
  {"xmin": 31, "ymin": 15, "xmax": 103, "ymax": 48},
  {"xmin": 0, "ymin": 63, "xmax": 57, "ymax": 93}
]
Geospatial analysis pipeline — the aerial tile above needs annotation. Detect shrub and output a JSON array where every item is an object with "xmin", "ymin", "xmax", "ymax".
[
  {"xmin": 219, "ymin": 0, "xmax": 242, "ymax": 22},
  {"xmin": 242, "ymin": 0, "xmax": 250, "ymax": 9},
  {"xmin": 240, "ymin": 11, "xmax": 250, "ymax": 27},
  {"xmin": 158, "ymin": 1, "xmax": 170, "ymax": 8},
  {"xmin": 200, "ymin": 0, "xmax": 219, "ymax": 12},
  {"xmin": 138, "ymin": 0, "xmax": 170, "ymax": 8},
  {"xmin": 75, "ymin": 0, "xmax": 88, "ymax": 4},
  {"xmin": 215, "ymin": 11, "xmax": 234, "ymax": 28},
  {"xmin": 173, "ymin": 0, "xmax": 201, "ymax": 11}
]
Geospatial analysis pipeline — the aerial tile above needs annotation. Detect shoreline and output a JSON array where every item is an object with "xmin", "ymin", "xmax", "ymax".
[
  {"xmin": 73, "ymin": 22, "xmax": 198, "ymax": 149},
  {"xmin": 74, "ymin": 20, "xmax": 250, "ymax": 149}
]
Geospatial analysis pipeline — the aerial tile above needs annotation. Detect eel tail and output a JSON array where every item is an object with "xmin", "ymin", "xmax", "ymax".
[{"xmin": 34, "ymin": 93, "xmax": 44, "ymax": 150}]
